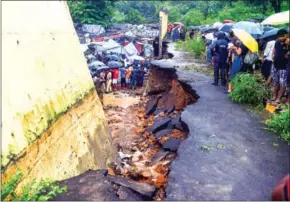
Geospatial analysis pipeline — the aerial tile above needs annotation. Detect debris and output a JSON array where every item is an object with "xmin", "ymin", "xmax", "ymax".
[
  {"xmin": 107, "ymin": 175, "xmax": 156, "ymax": 198},
  {"xmin": 117, "ymin": 186, "xmax": 144, "ymax": 201},
  {"xmin": 273, "ymin": 143, "xmax": 279, "ymax": 148},
  {"xmin": 216, "ymin": 144, "xmax": 224, "ymax": 149},
  {"xmin": 201, "ymin": 146, "xmax": 213, "ymax": 151},
  {"xmin": 162, "ymin": 139, "xmax": 182, "ymax": 152},
  {"xmin": 149, "ymin": 150, "xmax": 169, "ymax": 166},
  {"xmin": 154, "ymin": 129, "xmax": 173, "ymax": 138},
  {"xmin": 148, "ymin": 118, "xmax": 172, "ymax": 134}
]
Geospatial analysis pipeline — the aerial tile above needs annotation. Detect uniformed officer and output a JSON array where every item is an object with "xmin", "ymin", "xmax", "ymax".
[{"xmin": 211, "ymin": 32, "xmax": 229, "ymax": 86}]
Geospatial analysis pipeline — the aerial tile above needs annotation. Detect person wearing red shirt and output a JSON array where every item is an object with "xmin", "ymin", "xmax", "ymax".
[{"xmin": 111, "ymin": 68, "xmax": 119, "ymax": 89}]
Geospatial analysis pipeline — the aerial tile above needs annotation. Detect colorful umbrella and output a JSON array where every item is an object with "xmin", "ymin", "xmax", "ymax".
[
  {"xmin": 232, "ymin": 28, "xmax": 258, "ymax": 53},
  {"xmin": 261, "ymin": 10, "xmax": 289, "ymax": 25}
]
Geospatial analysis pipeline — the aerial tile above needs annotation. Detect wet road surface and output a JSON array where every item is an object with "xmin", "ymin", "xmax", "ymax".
[{"xmin": 165, "ymin": 43, "xmax": 290, "ymax": 200}]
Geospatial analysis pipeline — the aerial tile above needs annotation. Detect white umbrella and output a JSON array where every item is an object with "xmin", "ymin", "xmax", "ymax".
[
  {"xmin": 261, "ymin": 10, "xmax": 289, "ymax": 25},
  {"xmin": 213, "ymin": 22, "xmax": 223, "ymax": 28},
  {"xmin": 205, "ymin": 33, "xmax": 214, "ymax": 40},
  {"xmin": 128, "ymin": 55, "xmax": 145, "ymax": 61}
]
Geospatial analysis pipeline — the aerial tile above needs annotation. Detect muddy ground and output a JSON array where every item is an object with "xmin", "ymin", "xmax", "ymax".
[{"xmin": 53, "ymin": 60, "xmax": 199, "ymax": 201}]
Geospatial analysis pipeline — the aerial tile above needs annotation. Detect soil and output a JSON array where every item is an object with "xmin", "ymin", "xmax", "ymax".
[{"xmin": 101, "ymin": 66, "xmax": 199, "ymax": 200}]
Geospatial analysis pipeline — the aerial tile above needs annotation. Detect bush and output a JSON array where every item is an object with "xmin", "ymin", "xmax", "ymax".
[
  {"xmin": 1, "ymin": 169, "xmax": 67, "ymax": 201},
  {"xmin": 176, "ymin": 37, "xmax": 205, "ymax": 59},
  {"xmin": 266, "ymin": 106, "xmax": 290, "ymax": 143},
  {"xmin": 229, "ymin": 73, "xmax": 269, "ymax": 106}
]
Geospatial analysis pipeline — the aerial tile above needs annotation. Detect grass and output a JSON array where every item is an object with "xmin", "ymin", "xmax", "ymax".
[
  {"xmin": 1, "ymin": 169, "xmax": 67, "ymax": 201},
  {"xmin": 175, "ymin": 36, "xmax": 206, "ymax": 60},
  {"xmin": 229, "ymin": 73, "xmax": 270, "ymax": 107},
  {"xmin": 265, "ymin": 105, "xmax": 290, "ymax": 144}
]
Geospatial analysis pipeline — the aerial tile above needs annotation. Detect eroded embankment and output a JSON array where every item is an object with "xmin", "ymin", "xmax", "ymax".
[{"xmin": 53, "ymin": 62, "xmax": 199, "ymax": 201}]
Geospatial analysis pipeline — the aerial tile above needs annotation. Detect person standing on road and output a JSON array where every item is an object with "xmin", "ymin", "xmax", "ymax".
[
  {"xmin": 270, "ymin": 29, "xmax": 289, "ymax": 106},
  {"xmin": 211, "ymin": 32, "xmax": 229, "ymax": 86}
]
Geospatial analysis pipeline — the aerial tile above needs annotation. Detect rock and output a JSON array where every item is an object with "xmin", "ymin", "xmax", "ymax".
[
  {"xmin": 154, "ymin": 129, "xmax": 173, "ymax": 138},
  {"xmin": 52, "ymin": 170, "xmax": 119, "ymax": 201},
  {"xmin": 145, "ymin": 97, "xmax": 162, "ymax": 116},
  {"xmin": 149, "ymin": 150, "xmax": 169, "ymax": 166},
  {"xmin": 148, "ymin": 118, "xmax": 172, "ymax": 134},
  {"xmin": 153, "ymin": 108, "xmax": 167, "ymax": 116},
  {"xmin": 167, "ymin": 104, "xmax": 175, "ymax": 114},
  {"xmin": 107, "ymin": 175, "xmax": 156, "ymax": 198},
  {"xmin": 141, "ymin": 170, "xmax": 152, "ymax": 178},
  {"xmin": 171, "ymin": 115, "xmax": 184, "ymax": 131},
  {"xmin": 117, "ymin": 186, "xmax": 144, "ymax": 201},
  {"xmin": 162, "ymin": 139, "xmax": 182, "ymax": 152}
]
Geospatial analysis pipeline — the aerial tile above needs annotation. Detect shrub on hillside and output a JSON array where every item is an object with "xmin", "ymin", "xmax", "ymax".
[
  {"xmin": 176, "ymin": 37, "xmax": 205, "ymax": 59},
  {"xmin": 229, "ymin": 73, "xmax": 269, "ymax": 106},
  {"xmin": 1, "ymin": 169, "xmax": 67, "ymax": 201},
  {"xmin": 266, "ymin": 106, "xmax": 290, "ymax": 143}
]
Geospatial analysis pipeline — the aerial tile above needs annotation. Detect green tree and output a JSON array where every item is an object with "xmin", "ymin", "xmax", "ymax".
[
  {"xmin": 67, "ymin": 0, "xmax": 114, "ymax": 27},
  {"xmin": 125, "ymin": 8, "xmax": 147, "ymax": 24}
]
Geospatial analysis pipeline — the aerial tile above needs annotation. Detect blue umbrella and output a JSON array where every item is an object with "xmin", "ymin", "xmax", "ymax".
[
  {"xmin": 107, "ymin": 61, "xmax": 123, "ymax": 68},
  {"xmin": 233, "ymin": 21, "xmax": 263, "ymax": 36}
]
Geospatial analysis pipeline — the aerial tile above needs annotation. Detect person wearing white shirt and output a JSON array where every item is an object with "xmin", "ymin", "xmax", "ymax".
[{"xmin": 261, "ymin": 40, "xmax": 275, "ymax": 80}]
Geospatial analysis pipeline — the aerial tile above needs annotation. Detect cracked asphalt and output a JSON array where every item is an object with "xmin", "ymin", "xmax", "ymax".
[{"xmin": 165, "ymin": 43, "xmax": 290, "ymax": 201}]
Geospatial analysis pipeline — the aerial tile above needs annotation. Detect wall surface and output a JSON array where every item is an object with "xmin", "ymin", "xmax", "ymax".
[{"xmin": 2, "ymin": 1, "xmax": 115, "ymax": 184}]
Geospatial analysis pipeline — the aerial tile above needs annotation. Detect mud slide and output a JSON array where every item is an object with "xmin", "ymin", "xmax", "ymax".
[{"xmin": 53, "ymin": 60, "xmax": 199, "ymax": 201}]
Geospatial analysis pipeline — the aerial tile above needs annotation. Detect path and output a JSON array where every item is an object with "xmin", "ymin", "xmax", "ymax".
[{"xmin": 165, "ymin": 43, "xmax": 290, "ymax": 200}]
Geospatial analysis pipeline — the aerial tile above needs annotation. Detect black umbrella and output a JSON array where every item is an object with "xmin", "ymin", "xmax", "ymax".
[
  {"xmin": 219, "ymin": 24, "xmax": 233, "ymax": 33},
  {"xmin": 259, "ymin": 28, "xmax": 279, "ymax": 40}
]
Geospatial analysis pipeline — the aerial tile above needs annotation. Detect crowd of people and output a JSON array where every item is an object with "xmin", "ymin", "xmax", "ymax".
[
  {"xmin": 205, "ymin": 28, "xmax": 290, "ymax": 106},
  {"xmin": 167, "ymin": 24, "xmax": 187, "ymax": 41},
  {"xmin": 93, "ymin": 58, "xmax": 150, "ymax": 94}
]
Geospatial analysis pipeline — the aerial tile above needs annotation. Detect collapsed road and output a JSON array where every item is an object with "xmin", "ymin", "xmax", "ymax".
[{"xmin": 52, "ymin": 59, "xmax": 199, "ymax": 201}]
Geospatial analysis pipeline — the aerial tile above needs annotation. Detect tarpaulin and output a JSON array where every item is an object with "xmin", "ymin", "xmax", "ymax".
[
  {"xmin": 124, "ymin": 42, "xmax": 138, "ymax": 56},
  {"xmin": 134, "ymin": 42, "xmax": 143, "ymax": 54}
]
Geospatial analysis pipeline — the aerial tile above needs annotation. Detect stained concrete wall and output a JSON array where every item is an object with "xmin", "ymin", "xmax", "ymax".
[{"xmin": 2, "ymin": 1, "xmax": 115, "ymax": 184}]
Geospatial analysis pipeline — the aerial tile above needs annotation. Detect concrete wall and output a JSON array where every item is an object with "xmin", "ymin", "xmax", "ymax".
[{"xmin": 2, "ymin": 1, "xmax": 115, "ymax": 184}]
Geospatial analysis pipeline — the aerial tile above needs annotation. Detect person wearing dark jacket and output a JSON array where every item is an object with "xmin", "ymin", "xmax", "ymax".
[
  {"xmin": 211, "ymin": 32, "xmax": 229, "ymax": 86},
  {"xmin": 189, "ymin": 30, "xmax": 195, "ymax": 39}
]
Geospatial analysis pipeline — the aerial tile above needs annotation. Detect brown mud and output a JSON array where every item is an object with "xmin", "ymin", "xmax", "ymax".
[
  {"xmin": 103, "ymin": 65, "xmax": 199, "ymax": 200},
  {"xmin": 52, "ymin": 63, "xmax": 199, "ymax": 201}
]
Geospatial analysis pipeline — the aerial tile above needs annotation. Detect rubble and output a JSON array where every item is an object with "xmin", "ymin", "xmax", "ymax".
[
  {"xmin": 53, "ymin": 61, "xmax": 199, "ymax": 201},
  {"xmin": 162, "ymin": 139, "xmax": 182, "ymax": 152}
]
